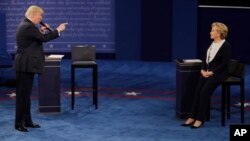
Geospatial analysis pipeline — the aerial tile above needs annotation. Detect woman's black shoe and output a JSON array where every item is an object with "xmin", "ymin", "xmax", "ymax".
[
  {"xmin": 181, "ymin": 121, "xmax": 195, "ymax": 127},
  {"xmin": 15, "ymin": 125, "xmax": 28, "ymax": 132},
  {"xmin": 190, "ymin": 122, "xmax": 204, "ymax": 129}
]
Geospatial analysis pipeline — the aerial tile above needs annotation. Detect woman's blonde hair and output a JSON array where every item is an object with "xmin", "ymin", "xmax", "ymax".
[
  {"xmin": 25, "ymin": 5, "xmax": 44, "ymax": 19},
  {"xmin": 211, "ymin": 22, "xmax": 228, "ymax": 39}
]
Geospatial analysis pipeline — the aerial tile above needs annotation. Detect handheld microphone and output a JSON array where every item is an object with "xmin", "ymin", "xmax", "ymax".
[{"xmin": 40, "ymin": 21, "xmax": 52, "ymax": 32}]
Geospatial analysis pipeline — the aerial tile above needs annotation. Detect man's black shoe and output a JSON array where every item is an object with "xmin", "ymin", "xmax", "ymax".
[
  {"xmin": 15, "ymin": 125, "xmax": 28, "ymax": 132},
  {"xmin": 25, "ymin": 122, "xmax": 41, "ymax": 128}
]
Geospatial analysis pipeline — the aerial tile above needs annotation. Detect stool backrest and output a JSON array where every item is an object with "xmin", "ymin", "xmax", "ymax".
[
  {"xmin": 228, "ymin": 60, "xmax": 246, "ymax": 79},
  {"xmin": 71, "ymin": 45, "xmax": 96, "ymax": 62}
]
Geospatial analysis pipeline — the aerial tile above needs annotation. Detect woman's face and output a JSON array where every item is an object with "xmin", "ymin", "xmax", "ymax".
[{"xmin": 210, "ymin": 26, "xmax": 221, "ymax": 40}]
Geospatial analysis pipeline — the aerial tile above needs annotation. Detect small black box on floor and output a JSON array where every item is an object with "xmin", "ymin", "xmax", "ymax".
[{"xmin": 230, "ymin": 124, "xmax": 250, "ymax": 141}]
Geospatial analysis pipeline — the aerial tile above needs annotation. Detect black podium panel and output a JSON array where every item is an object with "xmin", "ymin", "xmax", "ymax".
[
  {"xmin": 176, "ymin": 60, "xmax": 202, "ymax": 119},
  {"xmin": 38, "ymin": 59, "xmax": 62, "ymax": 113}
]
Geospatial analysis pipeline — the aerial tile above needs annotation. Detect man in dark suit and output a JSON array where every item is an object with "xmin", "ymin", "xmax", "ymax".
[
  {"xmin": 181, "ymin": 22, "xmax": 231, "ymax": 128},
  {"xmin": 14, "ymin": 5, "xmax": 67, "ymax": 132}
]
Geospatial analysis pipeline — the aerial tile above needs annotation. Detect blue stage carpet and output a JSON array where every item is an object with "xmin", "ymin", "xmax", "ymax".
[{"xmin": 0, "ymin": 59, "xmax": 250, "ymax": 141}]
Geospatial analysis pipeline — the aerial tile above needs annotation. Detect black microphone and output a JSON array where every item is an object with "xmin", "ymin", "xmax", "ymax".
[{"xmin": 40, "ymin": 21, "xmax": 52, "ymax": 32}]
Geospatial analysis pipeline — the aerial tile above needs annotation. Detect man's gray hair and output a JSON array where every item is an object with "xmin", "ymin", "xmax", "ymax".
[{"xmin": 25, "ymin": 5, "xmax": 44, "ymax": 19}]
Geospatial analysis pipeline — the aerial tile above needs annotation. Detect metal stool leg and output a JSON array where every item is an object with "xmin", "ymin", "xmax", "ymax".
[
  {"xmin": 240, "ymin": 81, "xmax": 245, "ymax": 123},
  {"xmin": 93, "ymin": 65, "xmax": 98, "ymax": 109},
  {"xmin": 71, "ymin": 66, "xmax": 75, "ymax": 110},
  {"xmin": 226, "ymin": 85, "xmax": 230, "ymax": 119},
  {"xmin": 221, "ymin": 84, "xmax": 226, "ymax": 126}
]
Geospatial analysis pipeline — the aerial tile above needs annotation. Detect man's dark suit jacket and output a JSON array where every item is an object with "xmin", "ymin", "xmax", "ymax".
[
  {"xmin": 14, "ymin": 18, "xmax": 59, "ymax": 74},
  {"xmin": 201, "ymin": 41, "xmax": 231, "ymax": 81}
]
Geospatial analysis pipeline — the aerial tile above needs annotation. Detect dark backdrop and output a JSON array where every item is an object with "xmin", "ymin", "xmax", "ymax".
[
  {"xmin": 115, "ymin": 0, "xmax": 141, "ymax": 60},
  {"xmin": 115, "ymin": 0, "xmax": 172, "ymax": 61},
  {"xmin": 0, "ymin": 13, "xmax": 7, "ymax": 53},
  {"xmin": 1, "ymin": 0, "xmax": 250, "ymax": 63},
  {"xmin": 199, "ymin": 0, "xmax": 250, "ymax": 7},
  {"xmin": 140, "ymin": 0, "xmax": 172, "ymax": 61}
]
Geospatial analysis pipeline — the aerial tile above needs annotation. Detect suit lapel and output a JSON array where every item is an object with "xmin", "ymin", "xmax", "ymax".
[{"xmin": 210, "ymin": 42, "xmax": 227, "ymax": 63}]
